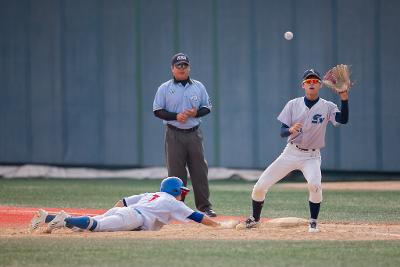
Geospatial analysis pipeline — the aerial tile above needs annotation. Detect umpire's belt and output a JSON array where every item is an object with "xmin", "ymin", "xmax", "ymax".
[
  {"xmin": 167, "ymin": 124, "xmax": 199, "ymax": 133},
  {"xmin": 291, "ymin": 142, "xmax": 316, "ymax": 152}
]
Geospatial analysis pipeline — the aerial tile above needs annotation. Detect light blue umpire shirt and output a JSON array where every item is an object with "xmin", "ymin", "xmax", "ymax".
[{"xmin": 153, "ymin": 79, "xmax": 212, "ymax": 129}]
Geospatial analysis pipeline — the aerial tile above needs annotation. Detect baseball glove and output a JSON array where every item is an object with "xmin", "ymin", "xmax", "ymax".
[{"xmin": 322, "ymin": 64, "xmax": 352, "ymax": 93}]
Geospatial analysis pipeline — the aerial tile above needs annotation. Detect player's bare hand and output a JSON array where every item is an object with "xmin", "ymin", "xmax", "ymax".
[
  {"xmin": 184, "ymin": 108, "xmax": 197, "ymax": 117},
  {"xmin": 339, "ymin": 90, "xmax": 349, "ymax": 101},
  {"xmin": 289, "ymin": 123, "xmax": 302, "ymax": 134},
  {"xmin": 177, "ymin": 113, "xmax": 189, "ymax": 122}
]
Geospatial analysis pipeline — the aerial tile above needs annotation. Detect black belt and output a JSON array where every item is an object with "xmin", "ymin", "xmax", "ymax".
[
  {"xmin": 167, "ymin": 124, "xmax": 199, "ymax": 133},
  {"xmin": 291, "ymin": 142, "xmax": 316, "ymax": 151}
]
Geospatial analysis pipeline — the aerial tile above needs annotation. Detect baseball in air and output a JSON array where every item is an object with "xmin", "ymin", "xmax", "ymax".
[{"xmin": 284, "ymin": 31, "xmax": 293, "ymax": 40}]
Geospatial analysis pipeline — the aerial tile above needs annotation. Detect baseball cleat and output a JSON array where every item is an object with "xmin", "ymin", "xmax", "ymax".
[
  {"xmin": 308, "ymin": 220, "xmax": 320, "ymax": 233},
  {"xmin": 29, "ymin": 209, "xmax": 48, "ymax": 232},
  {"xmin": 204, "ymin": 208, "xmax": 217, "ymax": 217},
  {"xmin": 46, "ymin": 210, "xmax": 70, "ymax": 232},
  {"xmin": 236, "ymin": 216, "xmax": 260, "ymax": 230}
]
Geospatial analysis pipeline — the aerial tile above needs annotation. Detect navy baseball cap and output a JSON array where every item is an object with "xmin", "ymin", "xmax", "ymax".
[
  {"xmin": 171, "ymin": 53, "xmax": 190, "ymax": 66},
  {"xmin": 302, "ymin": 69, "xmax": 321, "ymax": 80}
]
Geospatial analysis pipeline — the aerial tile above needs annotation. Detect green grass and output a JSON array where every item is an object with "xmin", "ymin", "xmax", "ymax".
[
  {"xmin": 0, "ymin": 238, "xmax": 399, "ymax": 267},
  {"xmin": 0, "ymin": 178, "xmax": 399, "ymax": 267},
  {"xmin": 0, "ymin": 178, "xmax": 162, "ymax": 208}
]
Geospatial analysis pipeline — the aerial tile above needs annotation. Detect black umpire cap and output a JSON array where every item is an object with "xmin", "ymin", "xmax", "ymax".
[
  {"xmin": 303, "ymin": 69, "xmax": 322, "ymax": 80},
  {"xmin": 171, "ymin": 53, "xmax": 190, "ymax": 66}
]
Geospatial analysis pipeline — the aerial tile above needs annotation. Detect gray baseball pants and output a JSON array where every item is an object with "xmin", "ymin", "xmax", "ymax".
[{"xmin": 165, "ymin": 126, "xmax": 211, "ymax": 211}]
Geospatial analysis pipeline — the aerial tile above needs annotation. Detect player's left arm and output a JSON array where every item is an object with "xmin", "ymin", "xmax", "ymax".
[
  {"xmin": 334, "ymin": 91, "xmax": 349, "ymax": 124},
  {"xmin": 199, "ymin": 214, "xmax": 220, "ymax": 227},
  {"xmin": 187, "ymin": 211, "xmax": 217, "ymax": 227},
  {"xmin": 187, "ymin": 212, "xmax": 238, "ymax": 228},
  {"xmin": 174, "ymin": 201, "xmax": 236, "ymax": 228},
  {"xmin": 174, "ymin": 203, "xmax": 218, "ymax": 227}
]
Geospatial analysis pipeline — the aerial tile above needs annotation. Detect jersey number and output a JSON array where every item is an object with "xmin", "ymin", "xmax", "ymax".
[{"xmin": 148, "ymin": 194, "xmax": 160, "ymax": 202}]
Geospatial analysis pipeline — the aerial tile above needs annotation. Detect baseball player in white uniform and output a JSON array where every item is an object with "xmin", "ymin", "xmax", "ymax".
[
  {"xmin": 30, "ymin": 177, "xmax": 232, "ymax": 233},
  {"xmin": 241, "ymin": 69, "xmax": 349, "ymax": 232}
]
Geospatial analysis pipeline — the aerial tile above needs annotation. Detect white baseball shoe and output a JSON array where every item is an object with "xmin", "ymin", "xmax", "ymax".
[
  {"xmin": 46, "ymin": 210, "xmax": 71, "ymax": 232},
  {"xmin": 29, "ymin": 209, "xmax": 48, "ymax": 231},
  {"xmin": 308, "ymin": 220, "xmax": 320, "ymax": 233}
]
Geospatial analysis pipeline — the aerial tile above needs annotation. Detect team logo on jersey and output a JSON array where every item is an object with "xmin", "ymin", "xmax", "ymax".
[
  {"xmin": 190, "ymin": 95, "xmax": 199, "ymax": 102},
  {"xmin": 312, "ymin": 114, "xmax": 324, "ymax": 124}
]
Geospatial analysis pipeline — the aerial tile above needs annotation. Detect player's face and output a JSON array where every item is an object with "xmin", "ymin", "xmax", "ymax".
[
  {"xmin": 171, "ymin": 63, "xmax": 190, "ymax": 80},
  {"xmin": 302, "ymin": 77, "xmax": 322, "ymax": 97}
]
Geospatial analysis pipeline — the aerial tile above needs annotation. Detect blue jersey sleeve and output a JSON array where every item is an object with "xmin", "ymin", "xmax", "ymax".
[{"xmin": 187, "ymin": 211, "xmax": 204, "ymax": 223}]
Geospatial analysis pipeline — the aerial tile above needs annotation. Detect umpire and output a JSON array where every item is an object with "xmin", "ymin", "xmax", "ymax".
[{"xmin": 153, "ymin": 53, "xmax": 216, "ymax": 217}]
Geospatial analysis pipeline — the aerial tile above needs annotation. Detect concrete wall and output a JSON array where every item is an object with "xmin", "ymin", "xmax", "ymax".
[{"xmin": 0, "ymin": 0, "xmax": 399, "ymax": 171}]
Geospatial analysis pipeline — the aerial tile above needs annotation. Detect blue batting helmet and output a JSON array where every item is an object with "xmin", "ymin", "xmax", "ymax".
[{"xmin": 160, "ymin": 177, "xmax": 189, "ymax": 197}]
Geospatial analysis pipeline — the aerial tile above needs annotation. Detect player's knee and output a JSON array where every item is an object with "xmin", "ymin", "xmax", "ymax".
[
  {"xmin": 307, "ymin": 183, "xmax": 322, "ymax": 193},
  {"xmin": 251, "ymin": 183, "xmax": 268, "ymax": 202},
  {"xmin": 308, "ymin": 183, "xmax": 323, "ymax": 203}
]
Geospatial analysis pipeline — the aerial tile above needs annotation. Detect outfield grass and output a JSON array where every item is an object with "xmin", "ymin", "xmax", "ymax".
[{"xmin": 0, "ymin": 178, "xmax": 399, "ymax": 267}]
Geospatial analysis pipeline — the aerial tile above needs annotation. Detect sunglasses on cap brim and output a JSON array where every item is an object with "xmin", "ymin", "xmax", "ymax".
[{"xmin": 174, "ymin": 63, "xmax": 189, "ymax": 69}]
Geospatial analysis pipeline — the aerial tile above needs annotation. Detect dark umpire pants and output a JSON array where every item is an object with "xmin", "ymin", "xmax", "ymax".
[{"xmin": 165, "ymin": 125, "xmax": 211, "ymax": 211}]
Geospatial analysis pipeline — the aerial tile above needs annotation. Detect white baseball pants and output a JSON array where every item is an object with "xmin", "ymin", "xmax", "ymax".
[
  {"xmin": 252, "ymin": 143, "xmax": 323, "ymax": 203},
  {"xmin": 92, "ymin": 207, "xmax": 144, "ymax": 232}
]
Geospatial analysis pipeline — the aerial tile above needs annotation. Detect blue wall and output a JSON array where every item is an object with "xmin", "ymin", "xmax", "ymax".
[{"xmin": 0, "ymin": 0, "xmax": 399, "ymax": 171}]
